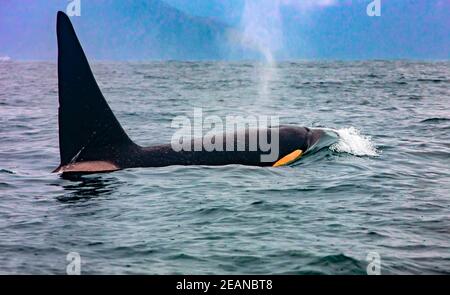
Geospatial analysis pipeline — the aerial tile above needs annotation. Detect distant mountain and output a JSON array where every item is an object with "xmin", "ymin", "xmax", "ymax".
[
  {"xmin": 0, "ymin": 0, "xmax": 236, "ymax": 60},
  {"xmin": 1, "ymin": 0, "xmax": 447, "ymax": 60}
]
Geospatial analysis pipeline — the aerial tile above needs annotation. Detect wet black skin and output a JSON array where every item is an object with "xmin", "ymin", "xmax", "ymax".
[
  {"xmin": 72, "ymin": 126, "xmax": 324, "ymax": 168},
  {"xmin": 54, "ymin": 11, "xmax": 324, "ymax": 171}
]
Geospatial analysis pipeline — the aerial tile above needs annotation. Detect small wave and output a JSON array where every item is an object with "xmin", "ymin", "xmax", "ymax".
[
  {"xmin": 329, "ymin": 127, "xmax": 378, "ymax": 156},
  {"xmin": 307, "ymin": 253, "xmax": 366, "ymax": 274},
  {"xmin": 0, "ymin": 169, "xmax": 15, "ymax": 174},
  {"xmin": 420, "ymin": 117, "xmax": 450, "ymax": 123},
  {"xmin": 417, "ymin": 78, "xmax": 447, "ymax": 83},
  {"xmin": 0, "ymin": 56, "xmax": 11, "ymax": 62}
]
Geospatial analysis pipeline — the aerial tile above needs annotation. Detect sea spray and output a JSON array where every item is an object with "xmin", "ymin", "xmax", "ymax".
[
  {"xmin": 235, "ymin": 0, "xmax": 339, "ymax": 103},
  {"xmin": 237, "ymin": 0, "xmax": 282, "ymax": 103},
  {"xmin": 329, "ymin": 127, "xmax": 378, "ymax": 156}
]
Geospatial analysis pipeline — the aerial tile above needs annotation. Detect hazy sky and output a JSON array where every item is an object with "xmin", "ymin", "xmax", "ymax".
[
  {"xmin": 164, "ymin": 0, "xmax": 449, "ymax": 60},
  {"xmin": 0, "ymin": 0, "xmax": 448, "ymax": 60}
]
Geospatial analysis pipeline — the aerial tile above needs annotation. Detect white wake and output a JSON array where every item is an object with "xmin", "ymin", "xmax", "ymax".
[{"xmin": 329, "ymin": 127, "xmax": 379, "ymax": 156}]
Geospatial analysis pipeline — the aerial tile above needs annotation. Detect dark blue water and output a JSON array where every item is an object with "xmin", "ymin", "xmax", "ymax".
[{"xmin": 0, "ymin": 60, "xmax": 449, "ymax": 274}]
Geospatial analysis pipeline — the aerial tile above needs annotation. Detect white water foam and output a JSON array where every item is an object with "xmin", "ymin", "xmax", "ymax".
[
  {"xmin": 0, "ymin": 56, "xmax": 11, "ymax": 62},
  {"xmin": 329, "ymin": 127, "xmax": 379, "ymax": 156}
]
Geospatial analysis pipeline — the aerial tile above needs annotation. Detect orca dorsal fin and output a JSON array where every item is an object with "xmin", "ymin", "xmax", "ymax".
[{"xmin": 55, "ymin": 11, "xmax": 134, "ymax": 168}]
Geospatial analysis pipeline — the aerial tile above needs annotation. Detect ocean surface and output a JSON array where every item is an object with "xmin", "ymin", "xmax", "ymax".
[{"xmin": 0, "ymin": 60, "xmax": 449, "ymax": 274}]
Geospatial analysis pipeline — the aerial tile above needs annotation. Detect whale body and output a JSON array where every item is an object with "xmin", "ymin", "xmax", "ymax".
[{"xmin": 54, "ymin": 12, "xmax": 332, "ymax": 173}]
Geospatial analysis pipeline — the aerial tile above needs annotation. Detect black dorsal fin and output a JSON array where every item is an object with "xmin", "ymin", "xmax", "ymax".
[{"xmin": 55, "ymin": 11, "xmax": 134, "ymax": 168}]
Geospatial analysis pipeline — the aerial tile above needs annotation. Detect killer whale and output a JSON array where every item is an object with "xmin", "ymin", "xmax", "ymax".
[{"xmin": 54, "ymin": 11, "xmax": 331, "ymax": 173}]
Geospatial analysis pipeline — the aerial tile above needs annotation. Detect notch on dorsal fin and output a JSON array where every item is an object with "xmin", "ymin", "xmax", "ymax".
[{"xmin": 54, "ymin": 11, "xmax": 135, "ymax": 171}]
